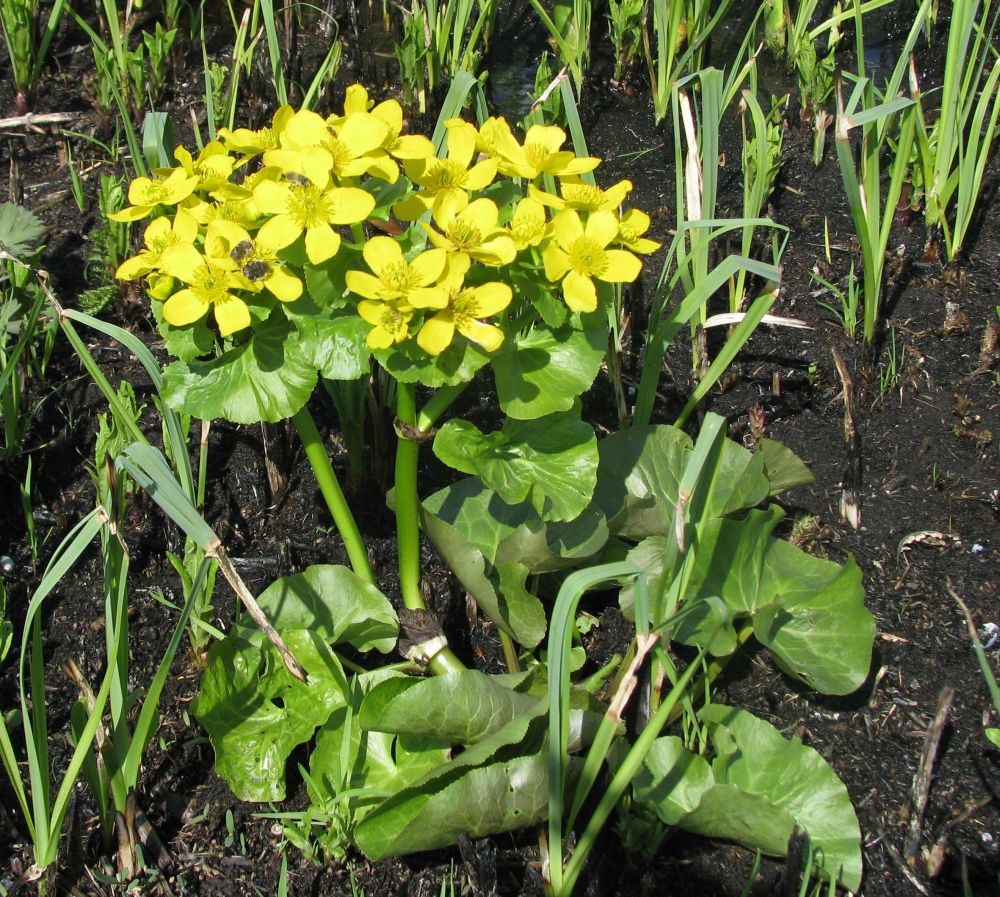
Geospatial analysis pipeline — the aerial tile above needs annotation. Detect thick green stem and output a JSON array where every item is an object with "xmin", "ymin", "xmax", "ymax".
[
  {"xmin": 292, "ymin": 405, "xmax": 374, "ymax": 584},
  {"xmin": 394, "ymin": 381, "xmax": 465, "ymax": 675}
]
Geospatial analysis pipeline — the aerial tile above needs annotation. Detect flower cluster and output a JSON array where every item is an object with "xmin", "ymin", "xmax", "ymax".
[{"xmin": 114, "ymin": 85, "xmax": 659, "ymax": 355}]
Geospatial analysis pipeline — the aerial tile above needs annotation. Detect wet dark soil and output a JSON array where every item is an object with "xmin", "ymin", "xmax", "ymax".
[{"xmin": 1, "ymin": 3, "xmax": 999, "ymax": 896}]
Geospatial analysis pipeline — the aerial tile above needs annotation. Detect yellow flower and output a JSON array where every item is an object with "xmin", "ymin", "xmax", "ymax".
[
  {"xmin": 509, "ymin": 197, "xmax": 549, "ymax": 251},
  {"xmin": 617, "ymin": 209, "xmax": 661, "ymax": 254},
  {"xmin": 336, "ymin": 84, "xmax": 435, "ymax": 162},
  {"xmin": 206, "ymin": 219, "xmax": 303, "ymax": 303},
  {"xmin": 264, "ymin": 107, "xmax": 392, "ymax": 184},
  {"xmin": 156, "ymin": 242, "xmax": 262, "ymax": 337},
  {"xmin": 417, "ymin": 254, "xmax": 512, "ymax": 356},
  {"xmin": 217, "ymin": 105, "xmax": 294, "ymax": 159},
  {"xmin": 173, "ymin": 141, "xmax": 237, "ymax": 194},
  {"xmin": 394, "ymin": 119, "xmax": 497, "ymax": 220},
  {"xmin": 252, "ymin": 176, "xmax": 375, "ymax": 265},
  {"xmin": 542, "ymin": 209, "xmax": 642, "ymax": 312},
  {"xmin": 493, "ymin": 124, "xmax": 600, "ymax": 180},
  {"xmin": 529, "ymin": 177, "xmax": 633, "ymax": 213},
  {"xmin": 423, "ymin": 193, "xmax": 515, "ymax": 266},
  {"xmin": 346, "ymin": 237, "xmax": 448, "ymax": 307},
  {"xmin": 115, "ymin": 206, "xmax": 199, "ymax": 280},
  {"xmin": 358, "ymin": 299, "xmax": 414, "ymax": 349},
  {"xmin": 110, "ymin": 167, "xmax": 200, "ymax": 222}
]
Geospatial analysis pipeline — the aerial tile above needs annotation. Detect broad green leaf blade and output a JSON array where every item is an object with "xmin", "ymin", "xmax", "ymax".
[
  {"xmin": 162, "ymin": 315, "xmax": 317, "ymax": 423},
  {"xmin": 293, "ymin": 313, "xmax": 370, "ymax": 381},
  {"xmin": 495, "ymin": 504, "xmax": 609, "ymax": 573},
  {"xmin": 418, "ymin": 495, "xmax": 546, "ymax": 647},
  {"xmin": 754, "ymin": 542, "xmax": 873, "ymax": 695},
  {"xmin": 376, "ymin": 338, "xmax": 490, "ymax": 387},
  {"xmin": 307, "ymin": 669, "xmax": 450, "ymax": 857},
  {"xmin": 356, "ymin": 752, "xmax": 549, "ymax": 859},
  {"xmin": 360, "ymin": 670, "xmax": 539, "ymax": 744},
  {"xmin": 493, "ymin": 324, "xmax": 606, "ymax": 419},
  {"xmin": 632, "ymin": 735, "xmax": 714, "ymax": 823},
  {"xmin": 433, "ymin": 412, "xmax": 598, "ymax": 522},
  {"xmin": 593, "ymin": 425, "xmax": 693, "ymax": 539},
  {"xmin": 192, "ymin": 630, "xmax": 350, "ymax": 801},
  {"xmin": 701, "ymin": 705, "xmax": 863, "ymax": 890},
  {"xmin": 255, "ymin": 565, "xmax": 398, "ymax": 653},
  {"xmin": 757, "ymin": 438, "xmax": 815, "ymax": 495}
]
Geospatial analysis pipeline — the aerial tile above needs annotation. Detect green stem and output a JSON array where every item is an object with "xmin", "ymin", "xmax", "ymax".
[
  {"xmin": 394, "ymin": 380, "xmax": 465, "ymax": 675},
  {"xmin": 292, "ymin": 405, "xmax": 374, "ymax": 584}
]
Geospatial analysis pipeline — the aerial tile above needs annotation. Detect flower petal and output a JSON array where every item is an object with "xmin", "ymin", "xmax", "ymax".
[
  {"xmin": 363, "ymin": 236, "xmax": 403, "ymax": 275},
  {"xmin": 266, "ymin": 266, "xmax": 303, "ymax": 302},
  {"xmin": 163, "ymin": 288, "xmax": 209, "ymax": 326},
  {"xmin": 305, "ymin": 224, "xmax": 341, "ymax": 264},
  {"xmin": 409, "ymin": 247, "xmax": 448, "ymax": 285},
  {"xmin": 563, "ymin": 270, "xmax": 598, "ymax": 312},
  {"xmin": 214, "ymin": 295, "xmax": 252, "ymax": 337},
  {"xmin": 468, "ymin": 282, "xmax": 512, "ymax": 317},
  {"xmin": 553, "ymin": 209, "xmax": 584, "ymax": 249},
  {"xmin": 416, "ymin": 314, "xmax": 455, "ymax": 356},
  {"xmin": 457, "ymin": 318, "xmax": 504, "ymax": 352},
  {"xmin": 257, "ymin": 213, "xmax": 301, "ymax": 250},
  {"xmin": 599, "ymin": 249, "xmax": 642, "ymax": 283},
  {"xmin": 586, "ymin": 210, "xmax": 620, "ymax": 248}
]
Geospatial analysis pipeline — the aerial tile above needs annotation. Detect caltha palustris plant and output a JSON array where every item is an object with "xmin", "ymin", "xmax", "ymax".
[{"xmin": 110, "ymin": 84, "xmax": 871, "ymax": 897}]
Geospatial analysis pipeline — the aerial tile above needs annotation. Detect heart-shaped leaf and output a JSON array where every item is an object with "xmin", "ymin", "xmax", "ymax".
[
  {"xmin": 492, "ymin": 323, "xmax": 606, "ymax": 419},
  {"xmin": 162, "ymin": 312, "xmax": 316, "ymax": 423},
  {"xmin": 433, "ymin": 412, "xmax": 598, "ymax": 522}
]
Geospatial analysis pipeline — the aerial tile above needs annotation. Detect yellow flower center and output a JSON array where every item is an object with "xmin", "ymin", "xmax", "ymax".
[
  {"xmin": 380, "ymin": 260, "xmax": 417, "ymax": 292},
  {"xmin": 447, "ymin": 220, "xmax": 481, "ymax": 250},
  {"xmin": 378, "ymin": 305, "xmax": 409, "ymax": 338},
  {"xmin": 568, "ymin": 237, "xmax": 608, "ymax": 276},
  {"xmin": 137, "ymin": 182, "xmax": 169, "ymax": 204},
  {"xmin": 451, "ymin": 289, "xmax": 479, "ymax": 327},
  {"xmin": 525, "ymin": 143, "xmax": 550, "ymax": 170},
  {"xmin": 323, "ymin": 136, "xmax": 354, "ymax": 173},
  {"xmin": 192, "ymin": 263, "xmax": 234, "ymax": 304},
  {"xmin": 288, "ymin": 183, "xmax": 335, "ymax": 228},
  {"xmin": 424, "ymin": 159, "xmax": 467, "ymax": 189},
  {"xmin": 563, "ymin": 184, "xmax": 603, "ymax": 209}
]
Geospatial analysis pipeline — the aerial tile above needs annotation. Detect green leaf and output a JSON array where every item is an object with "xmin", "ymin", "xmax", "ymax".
[
  {"xmin": 301, "ymin": 246, "xmax": 357, "ymax": 310},
  {"xmin": 987, "ymin": 728, "xmax": 1000, "ymax": 748},
  {"xmin": 307, "ymin": 670, "xmax": 450, "ymax": 857},
  {"xmin": 707, "ymin": 440, "xmax": 770, "ymax": 517},
  {"xmin": 292, "ymin": 312, "xmax": 370, "ymax": 381},
  {"xmin": 191, "ymin": 629, "xmax": 350, "ymax": 801},
  {"xmin": 375, "ymin": 337, "xmax": 490, "ymax": 386},
  {"xmin": 702, "ymin": 705, "xmax": 863, "ymax": 890},
  {"xmin": 422, "ymin": 477, "xmax": 533, "ymax": 562},
  {"xmin": 255, "ymin": 565, "xmax": 398, "ymax": 653},
  {"xmin": 634, "ymin": 708, "xmax": 862, "ymax": 891},
  {"xmin": 357, "ymin": 752, "xmax": 549, "ymax": 859},
  {"xmin": 593, "ymin": 425, "xmax": 693, "ymax": 539},
  {"xmin": 152, "ymin": 297, "xmax": 216, "ymax": 361},
  {"xmin": 355, "ymin": 706, "xmax": 555, "ymax": 859},
  {"xmin": 162, "ymin": 313, "xmax": 317, "ymax": 423},
  {"xmin": 432, "ymin": 412, "xmax": 598, "ymax": 522},
  {"xmin": 0, "ymin": 202, "xmax": 44, "ymax": 259},
  {"xmin": 492, "ymin": 323, "xmax": 606, "ymax": 419},
  {"xmin": 757, "ymin": 438, "xmax": 815, "ymax": 495},
  {"xmin": 494, "ymin": 504, "xmax": 609, "ymax": 573},
  {"xmin": 754, "ymin": 542, "xmax": 873, "ymax": 695},
  {"xmin": 360, "ymin": 670, "xmax": 539, "ymax": 744},
  {"xmin": 418, "ymin": 493, "xmax": 547, "ymax": 647}
]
